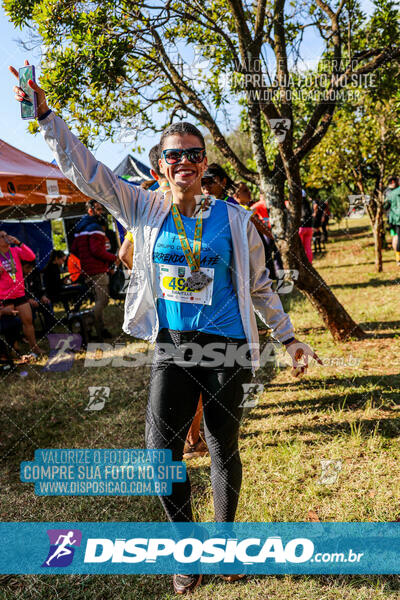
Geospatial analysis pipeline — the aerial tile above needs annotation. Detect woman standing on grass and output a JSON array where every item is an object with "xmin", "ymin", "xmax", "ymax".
[{"xmin": 10, "ymin": 61, "xmax": 321, "ymax": 595}]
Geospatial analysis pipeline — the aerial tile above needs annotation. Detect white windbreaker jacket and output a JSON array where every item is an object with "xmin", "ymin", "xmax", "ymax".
[{"xmin": 39, "ymin": 112, "xmax": 295, "ymax": 372}]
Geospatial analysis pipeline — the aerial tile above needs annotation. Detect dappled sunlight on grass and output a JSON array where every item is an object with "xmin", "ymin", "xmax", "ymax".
[{"xmin": 0, "ymin": 217, "xmax": 399, "ymax": 598}]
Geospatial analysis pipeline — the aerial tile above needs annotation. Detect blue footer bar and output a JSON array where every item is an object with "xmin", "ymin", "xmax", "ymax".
[{"xmin": 0, "ymin": 522, "xmax": 398, "ymax": 574}]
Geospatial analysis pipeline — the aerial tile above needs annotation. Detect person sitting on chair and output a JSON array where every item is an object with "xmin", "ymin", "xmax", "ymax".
[{"xmin": 22, "ymin": 259, "xmax": 56, "ymax": 333}]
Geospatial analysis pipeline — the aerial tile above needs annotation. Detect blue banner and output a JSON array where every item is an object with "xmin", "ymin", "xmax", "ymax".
[
  {"xmin": 0, "ymin": 220, "xmax": 53, "ymax": 270},
  {"xmin": 0, "ymin": 522, "xmax": 398, "ymax": 574}
]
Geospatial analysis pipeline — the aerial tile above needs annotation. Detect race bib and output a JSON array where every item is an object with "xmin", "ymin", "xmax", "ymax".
[{"xmin": 156, "ymin": 263, "xmax": 214, "ymax": 305}]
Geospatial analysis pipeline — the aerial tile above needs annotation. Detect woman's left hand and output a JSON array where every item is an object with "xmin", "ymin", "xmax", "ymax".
[
  {"xmin": 285, "ymin": 338, "xmax": 322, "ymax": 377},
  {"xmin": 7, "ymin": 235, "xmax": 20, "ymax": 246},
  {"xmin": 9, "ymin": 59, "xmax": 50, "ymax": 118}
]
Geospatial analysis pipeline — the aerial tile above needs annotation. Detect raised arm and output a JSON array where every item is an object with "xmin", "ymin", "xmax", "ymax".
[
  {"xmin": 9, "ymin": 60, "xmax": 158, "ymax": 230},
  {"xmin": 16, "ymin": 243, "xmax": 36, "ymax": 261},
  {"xmin": 38, "ymin": 112, "xmax": 157, "ymax": 229}
]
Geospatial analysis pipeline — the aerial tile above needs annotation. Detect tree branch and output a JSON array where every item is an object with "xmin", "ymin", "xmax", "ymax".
[
  {"xmin": 255, "ymin": 0, "xmax": 267, "ymax": 43},
  {"xmin": 295, "ymin": 0, "xmax": 342, "ymax": 161},
  {"xmin": 295, "ymin": 47, "xmax": 400, "ymax": 162},
  {"xmin": 150, "ymin": 24, "xmax": 258, "ymax": 181}
]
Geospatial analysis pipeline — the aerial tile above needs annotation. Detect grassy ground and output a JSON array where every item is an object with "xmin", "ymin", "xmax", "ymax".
[{"xmin": 1, "ymin": 217, "xmax": 399, "ymax": 599}]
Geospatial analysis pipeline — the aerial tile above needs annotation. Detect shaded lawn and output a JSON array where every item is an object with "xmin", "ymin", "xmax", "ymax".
[{"xmin": 1, "ymin": 217, "xmax": 399, "ymax": 599}]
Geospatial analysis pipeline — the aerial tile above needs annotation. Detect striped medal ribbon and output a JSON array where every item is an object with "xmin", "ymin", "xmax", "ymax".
[{"xmin": 170, "ymin": 203, "xmax": 212, "ymax": 291}]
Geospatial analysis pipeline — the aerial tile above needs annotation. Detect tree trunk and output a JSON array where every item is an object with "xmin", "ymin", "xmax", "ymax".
[
  {"xmin": 366, "ymin": 191, "xmax": 384, "ymax": 272},
  {"xmin": 259, "ymin": 175, "xmax": 366, "ymax": 341},
  {"xmin": 373, "ymin": 206, "xmax": 383, "ymax": 272},
  {"xmin": 245, "ymin": 94, "xmax": 365, "ymax": 340},
  {"xmin": 287, "ymin": 235, "xmax": 366, "ymax": 340},
  {"xmin": 246, "ymin": 98, "xmax": 288, "ymax": 240},
  {"xmin": 263, "ymin": 176, "xmax": 287, "ymax": 239}
]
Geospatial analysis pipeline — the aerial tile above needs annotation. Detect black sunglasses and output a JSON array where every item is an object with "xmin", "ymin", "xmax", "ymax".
[{"xmin": 161, "ymin": 147, "xmax": 206, "ymax": 165}]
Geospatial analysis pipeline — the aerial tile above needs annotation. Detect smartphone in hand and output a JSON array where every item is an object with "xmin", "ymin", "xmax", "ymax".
[{"xmin": 19, "ymin": 65, "xmax": 38, "ymax": 119}]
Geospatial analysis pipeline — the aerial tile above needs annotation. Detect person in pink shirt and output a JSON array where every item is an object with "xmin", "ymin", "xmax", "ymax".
[
  {"xmin": 299, "ymin": 192, "xmax": 313, "ymax": 263},
  {"xmin": 0, "ymin": 230, "xmax": 42, "ymax": 356}
]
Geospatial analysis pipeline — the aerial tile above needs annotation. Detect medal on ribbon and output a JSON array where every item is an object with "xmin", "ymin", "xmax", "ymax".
[
  {"xmin": 185, "ymin": 270, "xmax": 212, "ymax": 291},
  {"xmin": 170, "ymin": 202, "xmax": 212, "ymax": 292}
]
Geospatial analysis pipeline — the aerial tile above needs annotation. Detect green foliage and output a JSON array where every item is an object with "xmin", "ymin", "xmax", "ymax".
[
  {"xmin": 205, "ymin": 127, "xmax": 265, "ymax": 197},
  {"xmin": 205, "ymin": 128, "xmax": 253, "ymax": 170},
  {"xmin": 4, "ymin": 0, "xmax": 399, "ymax": 180},
  {"xmin": 303, "ymin": 92, "xmax": 400, "ymax": 199},
  {"xmin": 51, "ymin": 219, "xmax": 67, "ymax": 250}
]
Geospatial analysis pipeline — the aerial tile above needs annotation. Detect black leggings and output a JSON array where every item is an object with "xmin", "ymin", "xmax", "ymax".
[
  {"xmin": 145, "ymin": 329, "xmax": 252, "ymax": 523},
  {"xmin": 394, "ymin": 224, "xmax": 400, "ymax": 251},
  {"xmin": 321, "ymin": 219, "xmax": 328, "ymax": 242}
]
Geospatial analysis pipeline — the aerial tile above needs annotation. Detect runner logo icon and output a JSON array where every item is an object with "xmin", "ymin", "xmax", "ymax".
[{"xmin": 42, "ymin": 529, "xmax": 82, "ymax": 567}]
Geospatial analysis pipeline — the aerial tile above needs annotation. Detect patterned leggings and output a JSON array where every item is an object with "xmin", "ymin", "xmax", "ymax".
[{"xmin": 145, "ymin": 329, "xmax": 252, "ymax": 522}]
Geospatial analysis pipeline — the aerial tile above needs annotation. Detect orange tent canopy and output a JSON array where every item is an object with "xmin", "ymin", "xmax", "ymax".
[{"xmin": 0, "ymin": 138, "xmax": 89, "ymax": 208}]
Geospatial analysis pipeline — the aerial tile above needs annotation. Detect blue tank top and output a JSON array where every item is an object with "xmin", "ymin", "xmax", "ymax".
[{"xmin": 153, "ymin": 199, "xmax": 245, "ymax": 337}]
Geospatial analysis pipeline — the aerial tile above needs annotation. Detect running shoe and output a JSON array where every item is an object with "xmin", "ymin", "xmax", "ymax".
[
  {"xmin": 183, "ymin": 435, "xmax": 208, "ymax": 459},
  {"xmin": 173, "ymin": 573, "xmax": 203, "ymax": 594}
]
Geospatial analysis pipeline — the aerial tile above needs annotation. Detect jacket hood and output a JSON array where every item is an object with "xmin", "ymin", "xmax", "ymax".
[{"xmin": 75, "ymin": 214, "xmax": 102, "ymax": 234}]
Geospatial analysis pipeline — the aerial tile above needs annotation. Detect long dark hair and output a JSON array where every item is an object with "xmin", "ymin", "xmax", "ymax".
[
  {"xmin": 44, "ymin": 250, "xmax": 65, "ymax": 271},
  {"xmin": 206, "ymin": 163, "xmax": 236, "ymax": 196}
]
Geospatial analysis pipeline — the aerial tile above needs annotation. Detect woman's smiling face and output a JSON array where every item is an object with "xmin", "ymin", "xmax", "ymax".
[{"xmin": 159, "ymin": 134, "xmax": 207, "ymax": 192}]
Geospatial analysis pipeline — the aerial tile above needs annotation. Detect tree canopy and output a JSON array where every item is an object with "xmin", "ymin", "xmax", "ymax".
[{"xmin": 5, "ymin": 0, "xmax": 400, "ymax": 338}]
